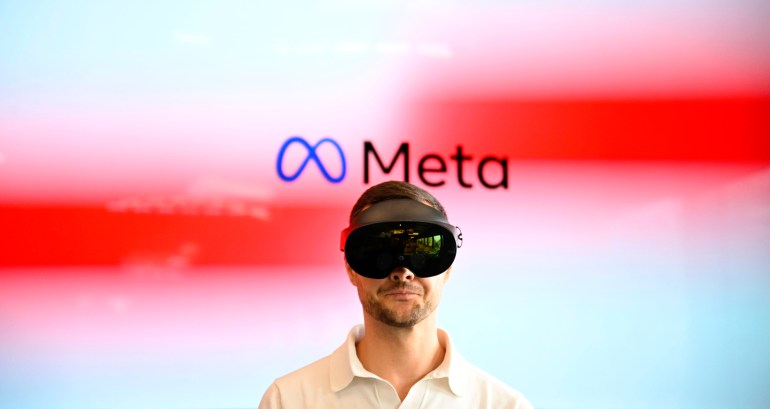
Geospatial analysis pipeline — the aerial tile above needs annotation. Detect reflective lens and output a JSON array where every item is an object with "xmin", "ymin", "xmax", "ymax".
[{"xmin": 344, "ymin": 222, "xmax": 457, "ymax": 278}]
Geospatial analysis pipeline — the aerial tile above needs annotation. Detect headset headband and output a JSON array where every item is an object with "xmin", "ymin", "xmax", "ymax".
[
  {"xmin": 351, "ymin": 199, "xmax": 449, "ymax": 226},
  {"xmin": 341, "ymin": 199, "xmax": 462, "ymax": 251}
]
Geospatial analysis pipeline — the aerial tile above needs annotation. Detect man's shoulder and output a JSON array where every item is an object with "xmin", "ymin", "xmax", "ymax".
[
  {"xmin": 458, "ymin": 358, "xmax": 534, "ymax": 408},
  {"xmin": 273, "ymin": 354, "xmax": 333, "ymax": 389}
]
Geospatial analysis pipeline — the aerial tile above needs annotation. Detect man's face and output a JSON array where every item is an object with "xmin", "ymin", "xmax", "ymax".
[{"xmin": 346, "ymin": 264, "xmax": 450, "ymax": 328}]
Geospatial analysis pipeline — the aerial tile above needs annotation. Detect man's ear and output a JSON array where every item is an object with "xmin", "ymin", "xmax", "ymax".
[{"xmin": 443, "ymin": 267, "xmax": 452, "ymax": 283}]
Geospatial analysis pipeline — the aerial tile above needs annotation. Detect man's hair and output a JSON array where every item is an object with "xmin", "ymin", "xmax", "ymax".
[{"xmin": 349, "ymin": 181, "xmax": 448, "ymax": 223}]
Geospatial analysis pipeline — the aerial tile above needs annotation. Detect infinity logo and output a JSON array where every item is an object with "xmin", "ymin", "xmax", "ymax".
[{"xmin": 276, "ymin": 136, "xmax": 347, "ymax": 183}]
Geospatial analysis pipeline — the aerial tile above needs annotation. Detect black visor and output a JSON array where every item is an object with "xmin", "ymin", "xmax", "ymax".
[{"xmin": 341, "ymin": 199, "xmax": 462, "ymax": 279}]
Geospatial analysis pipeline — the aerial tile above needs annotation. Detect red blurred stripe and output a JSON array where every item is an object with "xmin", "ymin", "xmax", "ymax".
[
  {"xmin": 407, "ymin": 96, "xmax": 770, "ymax": 161},
  {"xmin": 0, "ymin": 205, "xmax": 347, "ymax": 267}
]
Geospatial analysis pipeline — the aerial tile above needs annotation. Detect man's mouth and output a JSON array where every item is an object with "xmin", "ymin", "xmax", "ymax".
[{"xmin": 381, "ymin": 286, "xmax": 422, "ymax": 296}]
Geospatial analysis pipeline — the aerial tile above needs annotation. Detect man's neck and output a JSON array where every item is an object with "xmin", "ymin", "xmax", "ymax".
[{"xmin": 355, "ymin": 314, "xmax": 446, "ymax": 401}]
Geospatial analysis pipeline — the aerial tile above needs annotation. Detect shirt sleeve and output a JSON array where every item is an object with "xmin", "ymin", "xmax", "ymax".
[{"xmin": 258, "ymin": 382, "xmax": 282, "ymax": 409}]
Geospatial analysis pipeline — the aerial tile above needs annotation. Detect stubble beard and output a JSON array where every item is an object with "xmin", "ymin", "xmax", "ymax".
[{"xmin": 359, "ymin": 285, "xmax": 438, "ymax": 328}]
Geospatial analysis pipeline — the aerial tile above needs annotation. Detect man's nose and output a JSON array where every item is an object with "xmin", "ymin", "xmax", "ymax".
[{"xmin": 389, "ymin": 267, "xmax": 415, "ymax": 282}]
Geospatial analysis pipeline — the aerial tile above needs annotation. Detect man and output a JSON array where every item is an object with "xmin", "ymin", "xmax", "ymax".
[{"xmin": 259, "ymin": 181, "xmax": 534, "ymax": 409}]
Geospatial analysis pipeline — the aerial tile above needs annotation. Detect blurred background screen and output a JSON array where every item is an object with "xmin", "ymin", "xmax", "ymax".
[{"xmin": 1, "ymin": 1, "xmax": 769, "ymax": 408}]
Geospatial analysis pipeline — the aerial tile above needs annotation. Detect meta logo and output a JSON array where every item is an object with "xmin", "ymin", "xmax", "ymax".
[
  {"xmin": 276, "ymin": 137, "xmax": 509, "ymax": 189},
  {"xmin": 276, "ymin": 136, "xmax": 347, "ymax": 183}
]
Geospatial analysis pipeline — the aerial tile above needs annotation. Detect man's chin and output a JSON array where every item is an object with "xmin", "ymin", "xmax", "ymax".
[
  {"xmin": 362, "ymin": 293, "xmax": 434, "ymax": 328},
  {"xmin": 377, "ymin": 307, "xmax": 427, "ymax": 328},
  {"xmin": 381, "ymin": 316, "xmax": 422, "ymax": 328}
]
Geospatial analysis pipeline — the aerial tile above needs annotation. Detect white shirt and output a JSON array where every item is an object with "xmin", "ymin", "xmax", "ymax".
[{"xmin": 258, "ymin": 325, "xmax": 534, "ymax": 409}]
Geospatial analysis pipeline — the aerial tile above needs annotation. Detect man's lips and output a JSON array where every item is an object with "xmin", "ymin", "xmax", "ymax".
[{"xmin": 381, "ymin": 287, "xmax": 422, "ymax": 296}]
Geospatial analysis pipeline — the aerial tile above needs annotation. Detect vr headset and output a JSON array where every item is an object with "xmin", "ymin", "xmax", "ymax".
[{"xmin": 340, "ymin": 199, "xmax": 463, "ymax": 279}]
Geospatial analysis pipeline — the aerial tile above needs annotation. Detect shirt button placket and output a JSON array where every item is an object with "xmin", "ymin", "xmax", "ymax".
[{"xmin": 398, "ymin": 379, "xmax": 429, "ymax": 409}]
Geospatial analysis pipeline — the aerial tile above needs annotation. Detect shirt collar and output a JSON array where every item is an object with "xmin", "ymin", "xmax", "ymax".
[
  {"xmin": 431, "ymin": 327, "xmax": 469, "ymax": 396},
  {"xmin": 329, "ymin": 324, "xmax": 469, "ymax": 396}
]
